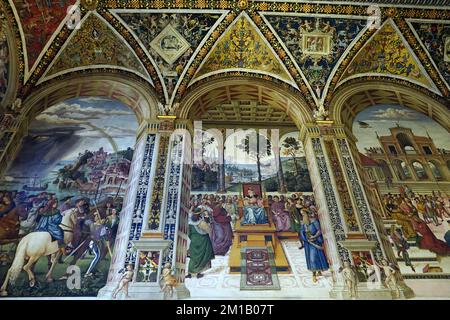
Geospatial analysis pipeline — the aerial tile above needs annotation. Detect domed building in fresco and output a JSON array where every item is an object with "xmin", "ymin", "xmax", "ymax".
[{"xmin": 0, "ymin": 0, "xmax": 449, "ymax": 300}]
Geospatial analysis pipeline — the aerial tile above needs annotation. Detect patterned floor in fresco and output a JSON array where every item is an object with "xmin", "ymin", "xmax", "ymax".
[{"xmin": 185, "ymin": 240, "xmax": 334, "ymax": 299}]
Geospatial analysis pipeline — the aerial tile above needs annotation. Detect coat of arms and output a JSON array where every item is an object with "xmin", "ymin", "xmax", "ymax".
[{"xmin": 300, "ymin": 20, "xmax": 332, "ymax": 58}]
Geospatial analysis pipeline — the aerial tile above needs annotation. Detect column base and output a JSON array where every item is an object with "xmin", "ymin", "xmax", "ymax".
[
  {"xmin": 329, "ymin": 282, "xmax": 415, "ymax": 300},
  {"xmin": 97, "ymin": 283, "xmax": 191, "ymax": 300}
]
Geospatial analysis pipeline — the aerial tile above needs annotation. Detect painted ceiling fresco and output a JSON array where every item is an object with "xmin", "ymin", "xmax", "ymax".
[
  {"xmin": 264, "ymin": 15, "xmax": 367, "ymax": 99},
  {"xmin": 12, "ymin": 0, "xmax": 76, "ymax": 71},
  {"xmin": 410, "ymin": 22, "xmax": 450, "ymax": 89},
  {"xmin": 45, "ymin": 13, "xmax": 151, "ymax": 83},
  {"xmin": 1, "ymin": 1, "xmax": 449, "ymax": 109},
  {"xmin": 0, "ymin": 5, "xmax": 9, "ymax": 102},
  {"xmin": 117, "ymin": 11, "xmax": 223, "ymax": 101},
  {"xmin": 340, "ymin": 21, "xmax": 433, "ymax": 89},
  {"xmin": 193, "ymin": 14, "xmax": 293, "ymax": 86}
]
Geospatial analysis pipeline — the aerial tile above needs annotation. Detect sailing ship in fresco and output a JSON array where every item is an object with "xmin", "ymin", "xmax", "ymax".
[{"xmin": 22, "ymin": 175, "xmax": 48, "ymax": 192}]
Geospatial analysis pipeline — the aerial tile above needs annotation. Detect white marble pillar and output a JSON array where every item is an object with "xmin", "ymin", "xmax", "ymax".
[
  {"xmin": 98, "ymin": 119, "xmax": 192, "ymax": 300},
  {"xmin": 97, "ymin": 123, "xmax": 159, "ymax": 299}
]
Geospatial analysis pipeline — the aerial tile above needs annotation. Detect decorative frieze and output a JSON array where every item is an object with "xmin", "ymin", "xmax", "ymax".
[
  {"xmin": 147, "ymin": 135, "xmax": 170, "ymax": 230},
  {"xmin": 311, "ymin": 137, "xmax": 350, "ymax": 262},
  {"xmin": 162, "ymin": 134, "xmax": 185, "ymax": 266},
  {"xmin": 336, "ymin": 139, "xmax": 377, "ymax": 237},
  {"xmin": 323, "ymin": 140, "xmax": 361, "ymax": 233}
]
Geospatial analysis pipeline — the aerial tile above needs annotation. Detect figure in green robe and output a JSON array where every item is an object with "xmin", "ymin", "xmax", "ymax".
[{"xmin": 186, "ymin": 207, "xmax": 215, "ymax": 278}]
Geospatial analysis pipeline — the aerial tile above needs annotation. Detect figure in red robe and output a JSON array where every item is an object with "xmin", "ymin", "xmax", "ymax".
[
  {"xmin": 210, "ymin": 201, "xmax": 233, "ymax": 255},
  {"xmin": 410, "ymin": 215, "xmax": 450, "ymax": 255}
]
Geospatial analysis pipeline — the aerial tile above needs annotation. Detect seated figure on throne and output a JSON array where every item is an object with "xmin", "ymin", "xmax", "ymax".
[{"xmin": 241, "ymin": 185, "xmax": 268, "ymax": 225}]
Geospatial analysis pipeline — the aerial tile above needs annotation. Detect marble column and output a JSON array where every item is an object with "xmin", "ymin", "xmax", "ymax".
[
  {"xmin": 300, "ymin": 122, "xmax": 414, "ymax": 300},
  {"xmin": 97, "ymin": 120, "xmax": 160, "ymax": 299},
  {"xmin": 98, "ymin": 119, "xmax": 192, "ymax": 299}
]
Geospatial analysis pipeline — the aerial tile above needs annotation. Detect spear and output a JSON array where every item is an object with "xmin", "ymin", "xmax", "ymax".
[{"xmin": 63, "ymin": 240, "xmax": 87, "ymax": 263}]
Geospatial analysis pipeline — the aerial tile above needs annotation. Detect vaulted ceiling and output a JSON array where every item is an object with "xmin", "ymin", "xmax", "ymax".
[{"xmin": 1, "ymin": 0, "xmax": 449, "ymax": 114}]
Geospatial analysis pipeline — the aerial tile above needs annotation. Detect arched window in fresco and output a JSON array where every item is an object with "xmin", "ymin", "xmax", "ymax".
[
  {"xmin": 378, "ymin": 160, "xmax": 393, "ymax": 180},
  {"xmin": 391, "ymin": 159, "xmax": 411, "ymax": 180},
  {"xmin": 0, "ymin": 97, "xmax": 138, "ymax": 297},
  {"xmin": 400, "ymin": 162, "xmax": 412, "ymax": 180},
  {"xmin": 428, "ymin": 161, "xmax": 442, "ymax": 180},
  {"xmin": 191, "ymin": 130, "xmax": 219, "ymax": 192},
  {"xmin": 279, "ymin": 132, "xmax": 312, "ymax": 192},
  {"xmin": 224, "ymin": 130, "xmax": 277, "ymax": 192},
  {"xmin": 396, "ymin": 133, "xmax": 415, "ymax": 154},
  {"xmin": 412, "ymin": 161, "xmax": 428, "ymax": 180}
]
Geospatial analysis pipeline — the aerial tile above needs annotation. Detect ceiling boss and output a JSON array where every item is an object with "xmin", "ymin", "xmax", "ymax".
[
  {"xmin": 238, "ymin": 0, "xmax": 249, "ymax": 11},
  {"xmin": 81, "ymin": 0, "xmax": 99, "ymax": 11}
]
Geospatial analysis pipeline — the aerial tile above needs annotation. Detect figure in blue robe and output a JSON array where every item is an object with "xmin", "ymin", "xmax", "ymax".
[
  {"xmin": 241, "ymin": 196, "xmax": 268, "ymax": 225},
  {"xmin": 34, "ymin": 201, "xmax": 65, "ymax": 247},
  {"xmin": 300, "ymin": 210, "xmax": 329, "ymax": 281}
]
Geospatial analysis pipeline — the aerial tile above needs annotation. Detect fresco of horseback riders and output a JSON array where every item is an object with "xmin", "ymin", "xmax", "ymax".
[{"xmin": 0, "ymin": 189, "xmax": 121, "ymax": 296}]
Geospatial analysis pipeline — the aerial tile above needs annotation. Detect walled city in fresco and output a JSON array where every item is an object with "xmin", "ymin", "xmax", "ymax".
[{"xmin": 0, "ymin": 97, "xmax": 137, "ymax": 296}]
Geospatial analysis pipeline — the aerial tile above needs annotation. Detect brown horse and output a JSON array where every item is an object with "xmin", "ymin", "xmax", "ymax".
[{"xmin": 0, "ymin": 203, "xmax": 28, "ymax": 245}]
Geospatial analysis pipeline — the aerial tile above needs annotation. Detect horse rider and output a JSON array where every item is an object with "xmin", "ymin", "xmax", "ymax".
[{"xmin": 33, "ymin": 199, "xmax": 66, "ymax": 255}]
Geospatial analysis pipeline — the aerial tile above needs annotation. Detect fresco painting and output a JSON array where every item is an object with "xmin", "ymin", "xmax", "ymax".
[
  {"xmin": 0, "ymin": 97, "xmax": 138, "ymax": 297},
  {"xmin": 0, "ymin": 1, "xmax": 449, "ymax": 301},
  {"xmin": 0, "ymin": 6, "xmax": 9, "ymax": 101},
  {"xmin": 12, "ymin": 0, "xmax": 76, "ymax": 70},
  {"xmin": 191, "ymin": 131, "xmax": 312, "ymax": 193},
  {"xmin": 353, "ymin": 105, "xmax": 450, "ymax": 276},
  {"xmin": 265, "ymin": 15, "xmax": 366, "ymax": 98}
]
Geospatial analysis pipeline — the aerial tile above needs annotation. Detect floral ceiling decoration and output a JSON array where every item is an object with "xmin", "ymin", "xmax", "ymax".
[
  {"xmin": 0, "ymin": 0, "xmax": 448, "ymax": 111},
  {"xmin": 42, "ymin": 12, "xmax": 153, "ymax": 85},
  {"xmin": 263, "ymin": 14, "xmax": 368, "ymax": 101},
  {"xmin": 191, "ymin": 13, "xmax": 296, "ymax": 89},
  {"xmin": 338, "ymin": 20, "xmax": 438, "ymax": 94}
]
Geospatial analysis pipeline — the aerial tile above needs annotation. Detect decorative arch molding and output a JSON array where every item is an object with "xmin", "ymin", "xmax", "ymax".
[
  {"xmin": 21, "ymin": 73, "xmax": 160, "ymax": 125},
  {"xmin": 176, "ymin": 76, "xmax": 314, "ymax": 127},
  {"xmin": 0, "ymin": 1, "xmax": 23, "ymax": 107},
  {"xmin": 329, "ymin": 80, "xmax": 450, "ymax": 133}
]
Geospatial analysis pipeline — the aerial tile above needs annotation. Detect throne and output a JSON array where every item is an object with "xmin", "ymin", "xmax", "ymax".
[{"xmin": 228, "ymin": 183, "xmax": 290, "ymax": 273}]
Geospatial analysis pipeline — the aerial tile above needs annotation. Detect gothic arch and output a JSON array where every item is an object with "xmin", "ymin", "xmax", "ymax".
[{"xmin": 329, "ymin": 80, "xmax": 449, "ymax": 132}]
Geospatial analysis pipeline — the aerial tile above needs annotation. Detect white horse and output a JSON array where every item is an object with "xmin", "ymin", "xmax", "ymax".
[
  {"xmin": 18, "ymin": 205, "xmax": 40, "ymax": 236},
  {"xmin": 0, "ymin": 208, "xmax": 77, "ymax": 296}
]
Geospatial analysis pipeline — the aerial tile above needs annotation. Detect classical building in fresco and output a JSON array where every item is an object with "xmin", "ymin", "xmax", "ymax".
[
  {"xmin": 0, "ymin": 0, "xmax": 449, "ymax": 301},
  {"xmin": 362, "ymin": 125, "xmax": 450, "ymax": 193}
]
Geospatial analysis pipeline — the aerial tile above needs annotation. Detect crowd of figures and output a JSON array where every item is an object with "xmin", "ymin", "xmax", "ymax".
[
  {"xmin": 0, "ymin": 189, "xmax": 121, "ymax": 294},
  {"xmin": 187, "ymin": 193, "xmax": 329, "ymax": 282},
  {"xmin": 382, "ymin": 187, "xmax": 450, "ymax": 263}
]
